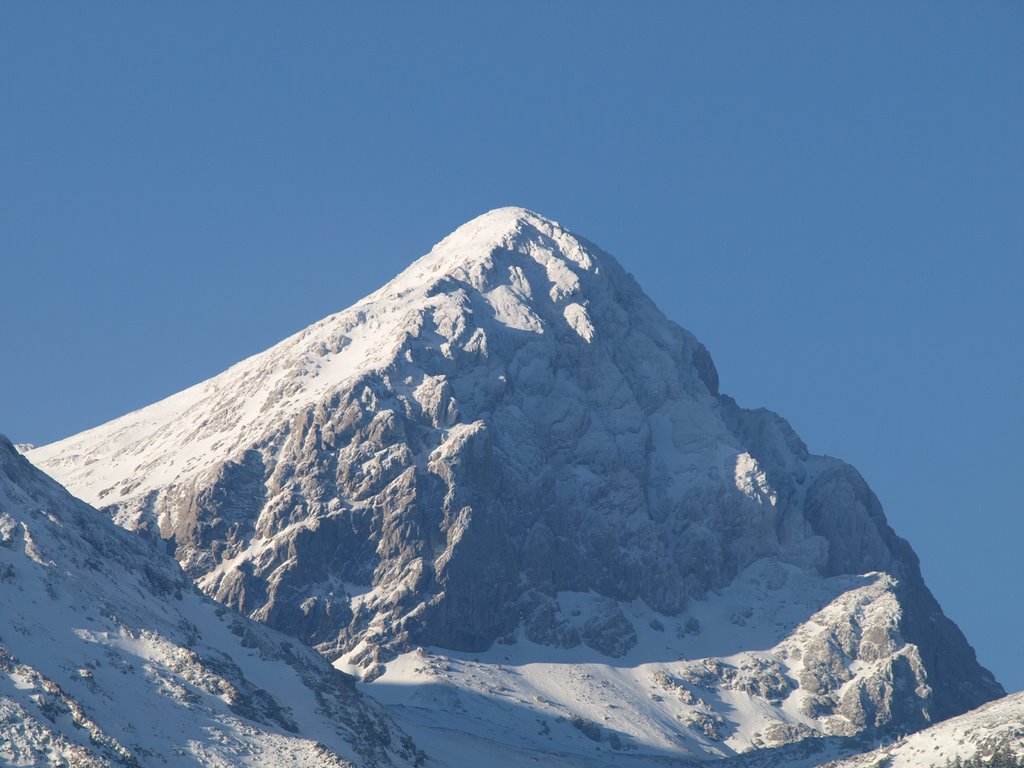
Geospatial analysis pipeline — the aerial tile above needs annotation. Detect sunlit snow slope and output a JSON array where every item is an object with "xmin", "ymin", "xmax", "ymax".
[{"xmin": 822, "ymin": 692, "xmax": 1024, "ymax": 768}]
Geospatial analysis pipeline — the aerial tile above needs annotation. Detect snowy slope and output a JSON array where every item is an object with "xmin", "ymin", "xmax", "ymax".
[
  {"xmin": 821, "ymin": 693, "xmax": 1024, "ymax": 768},
  {"xmin": 355, "ymin": 561, "xmax": 921, "ymax": 765},
  {"xmin": 27, "ymin": 210, "xmax": 583, "ymax": 511},
  {"xmin": 0, "ymin": 435, "xmax": 425, "ymax": 768},
  {"xmin": 28, "ymin": 208, "xmax": 1003, "ymax": 762}
]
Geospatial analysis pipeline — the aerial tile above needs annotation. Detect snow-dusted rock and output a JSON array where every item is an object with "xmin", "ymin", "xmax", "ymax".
[
  {"xmin": 27, "ymin": 208, "xmax": 1003, "ymax": 759},
  {"xmin": 0, "ymin": 436, "xmax": 424, "ymax": 767},
  {"xmin": 360, "ymin": 560, "xmax": 978, "ymax": 765},
  {"xmin": 821, "ymin": 692, "xmax": 1024, "ymax": 768}
]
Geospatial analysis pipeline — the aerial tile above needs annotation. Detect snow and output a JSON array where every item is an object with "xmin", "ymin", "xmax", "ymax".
[
  {"xmin": 17, "ymin": 206, "xmax": 1008, "ymax": 768},
  {"xmin": 27, "ymin": 208, "xmax": 615, "ymax": 512},
  {"xmin": 734, "ymin": 452, "xmax": 777, "ymax": 506},
  {"xmin": 563, "ymin": 302, "xmax": 595, "ymax": 342},
  {"xmin": 0, "ymin": 437, "xmax": 422, "ymax": 768},
  {"xmin": 824, "ymin": 692, "xmax": 1024, "ymax": 768},
  {"xmin": 345, "ymin": 559, "xmax": 907, "ymax": 765}
]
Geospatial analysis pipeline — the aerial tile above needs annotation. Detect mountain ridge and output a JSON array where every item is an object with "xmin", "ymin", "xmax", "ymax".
[
  {"xmin": 821, "ymin": 692, "xmax": 1024, "ymax": 768},
  {"xmin": 28, "ymin": 208, "xmax": 644, "ymax": 507},
  {"xmin": 0, "ymin": 433, "xmax": 425, "ymax": 767}
]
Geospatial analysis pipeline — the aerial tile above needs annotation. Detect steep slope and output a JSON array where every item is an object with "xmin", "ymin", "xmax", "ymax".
[
  {"xmin": 29, "ymin": 208, "xmax": 1002, "ymax": 758},
  {"xmin": 0, "ymin": 436, "xmax": 424, "ymax": 768},
  {"xmin": 820, "ymin": 692, "xmax": 1024, "ymax": 768}
]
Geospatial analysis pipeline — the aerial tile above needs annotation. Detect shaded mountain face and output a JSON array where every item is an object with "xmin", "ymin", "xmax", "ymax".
[
  {"xmin": 0, "ymin": 436, "xmax": 423, "ymax": 768},
  {"xmin": 29, "ymin": 208, "xmax": 1001, "ymax": 749}
]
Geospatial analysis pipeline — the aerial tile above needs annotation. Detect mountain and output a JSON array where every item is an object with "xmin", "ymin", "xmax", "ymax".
[
  {"xmin": 821, "ymin": 692, "xmax": 1023, "ymax": 768},
  {"xmin": 0, "ymin": 435, "xmax": 424, "ymax": 767},
  {"xmin": 28, "ymin": 208, "xmax": 1003, "ymax": 761}
]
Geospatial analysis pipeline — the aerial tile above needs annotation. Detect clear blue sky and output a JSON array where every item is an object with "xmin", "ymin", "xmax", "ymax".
[{"xmin": 2, "ymin": 3, "xmax": 1021, "ymax": 691}]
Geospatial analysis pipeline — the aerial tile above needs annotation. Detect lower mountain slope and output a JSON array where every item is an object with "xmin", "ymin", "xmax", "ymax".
[
  {"xmin": 0, "ymin": 436, "xmax": 424, "ymax": 768},
  {"xmin": 820, "ymin": 692, "xmax": 1023, "ymax": 768},
  {"xmin": 349, "ymin": 559, "xmax": 1004, "ymax": 766}
]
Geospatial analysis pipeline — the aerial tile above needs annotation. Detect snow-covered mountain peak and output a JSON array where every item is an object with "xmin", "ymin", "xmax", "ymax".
[
  {"xmin": 366, "ymin": 206, "xmax": 613, "ymax": 333},
  {"xmin": 27, "ymin": 208, "xmax": 685, "ymax": 511},
  {"xmin": 423, "ymin": 206, "xmax": 553, "ymax": 260},
  {"xmin": 364, "ymin": 206, "xmax": 593, "ymax": 299},
  {"xmin": 27, "ymin": 210, "xmax": 1002, "ymax": 763},
  {"xmin": 417, "ymin": 206, "xmax": 587, "ymax": 269}
]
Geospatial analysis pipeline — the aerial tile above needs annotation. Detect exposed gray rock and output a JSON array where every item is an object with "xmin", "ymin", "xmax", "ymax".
[
  {"xmin": 580, "ymin": 598, "xmax": 637, "ymax": 658},
  {"xmin": 524, "ymin": 599, "xmax": 581, "ymax": 649}
]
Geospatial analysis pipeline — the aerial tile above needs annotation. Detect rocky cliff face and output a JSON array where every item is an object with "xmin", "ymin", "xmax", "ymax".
[
  {"xmin": 29, "ymin": 208, "xmax": 1002, "ymax": 753},
  {"xmin": 0, "ymin": 436, "xmax": 422, "ymax": 768}
]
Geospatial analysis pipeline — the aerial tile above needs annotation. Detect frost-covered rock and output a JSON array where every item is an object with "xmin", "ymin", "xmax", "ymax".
[
  {"xmin": 0, "ymin": 436, "xmax": 423, "ymax": 768},
  {"xmin": 28, "ymin": 208, "xmax": 1002, "ymax": 755},
  {"xmin": 821, "ymin": 692, "xmax": 1024, "ymax": 768}
]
